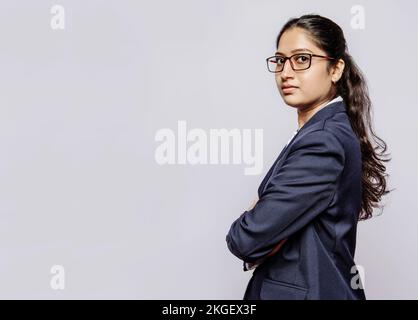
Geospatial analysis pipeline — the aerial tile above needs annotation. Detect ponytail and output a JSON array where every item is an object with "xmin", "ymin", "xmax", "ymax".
[{"xmin": 338, "ymin": 52, "xmax": 392, "ymax": 220}]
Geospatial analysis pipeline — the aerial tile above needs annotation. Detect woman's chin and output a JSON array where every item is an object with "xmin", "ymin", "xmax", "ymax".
[{"xmin": 282, "ymin": 94, "xmax": 303, "ymax": 108}]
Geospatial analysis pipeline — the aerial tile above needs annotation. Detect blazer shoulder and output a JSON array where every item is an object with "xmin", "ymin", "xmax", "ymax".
[
  {"xmin": 284, "ymin": 128, "xmax": 346, "ymax": 174},
  {"xmin": 290, "ymin": 123, "xmax": 346, "ymax": 157},
  {"xmin": 323, "ymin": 112, "xmax": 360, "ymax": 151}
]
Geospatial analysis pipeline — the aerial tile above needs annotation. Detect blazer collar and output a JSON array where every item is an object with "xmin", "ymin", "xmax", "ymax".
[
  {"xmin": 297, "ymin": 99, "xmax": 347, "ymax": 133},
  {"xmin": 258, "ymin": 99, "xmax": 347, "ymax": 196}
]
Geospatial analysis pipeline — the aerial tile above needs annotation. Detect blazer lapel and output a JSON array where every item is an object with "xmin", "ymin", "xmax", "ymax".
[
  {"xmin": 258, "ymin": 100, "xmax": 347, "ymax": 196},
  {"xmin": 257, "ymin": 131, "xmax": 299, "ymax": 197}
]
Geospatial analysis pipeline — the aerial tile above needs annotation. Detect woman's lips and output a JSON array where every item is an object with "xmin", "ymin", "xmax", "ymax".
[{"xmin": 282, "ymin": 86, "xmax": 298, "ymax": 94}]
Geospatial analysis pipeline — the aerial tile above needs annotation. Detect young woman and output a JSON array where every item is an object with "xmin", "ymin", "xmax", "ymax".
[{"xmin": 226, "ymin": 14, "xmax": 391, "ymax": 300}]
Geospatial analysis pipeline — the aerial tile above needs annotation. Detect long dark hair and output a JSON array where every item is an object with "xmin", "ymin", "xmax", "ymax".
[{"xmin": 276, "ymin": 14, "xmax": 392, "ymax": 220}]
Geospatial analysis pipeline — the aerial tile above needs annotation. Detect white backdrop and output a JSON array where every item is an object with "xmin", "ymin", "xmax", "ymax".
[{"xmin": 0, "ymin": 0, "xmax": 415, "ymax": 299}]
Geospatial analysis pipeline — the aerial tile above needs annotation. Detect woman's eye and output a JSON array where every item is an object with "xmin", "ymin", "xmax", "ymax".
[
  {"xmin": 276, "ymin": 57, "xmax": 285, "ymax": 65},
  {"xmin": 296, "ymin": 55, "xmax": 309, "ymax": 63}
]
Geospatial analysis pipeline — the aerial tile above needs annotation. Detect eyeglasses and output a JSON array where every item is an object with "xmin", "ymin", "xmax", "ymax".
[{"xmin": 266, "ymin": 53, "xmax": 336, "ymax": 73}]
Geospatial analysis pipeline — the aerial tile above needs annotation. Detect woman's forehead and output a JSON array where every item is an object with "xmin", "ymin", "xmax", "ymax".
[{"xmin": 277, "ymin": 28, "xmax": 322, "ymax": 55}]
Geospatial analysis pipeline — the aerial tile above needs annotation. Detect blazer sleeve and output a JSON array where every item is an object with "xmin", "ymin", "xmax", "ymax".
[{"xmin": 226, "ymin": 129, "xmax": 345, "ymax": 264}]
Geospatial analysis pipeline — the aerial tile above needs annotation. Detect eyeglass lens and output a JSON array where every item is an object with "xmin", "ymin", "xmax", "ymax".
[{"xmin": 268, "ymin": 54, "xmax": 311, "ymax": 72}]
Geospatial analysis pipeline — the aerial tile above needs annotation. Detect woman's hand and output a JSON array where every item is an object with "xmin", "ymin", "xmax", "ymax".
[
  {"xmin": 265, "ymin": 238, "xmax": 288, "ymax": 258},
  {"xmin": 245, "ymin": 238, "xmax": 288, "ymax": 270},
  {"xmin": 239, "ymin": 196, "xmax": 259, "ymax": 218},
  {"xmin": 248, "ymin": 196, "xmax": 259, "ymax": 211}
]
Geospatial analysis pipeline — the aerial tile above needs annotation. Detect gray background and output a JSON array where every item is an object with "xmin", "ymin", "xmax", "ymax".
[{"xmin": 0, "ymin": 0, "xmax": 415, "ymax": 299}]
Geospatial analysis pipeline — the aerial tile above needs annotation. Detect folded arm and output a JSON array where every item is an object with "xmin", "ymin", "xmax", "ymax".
[{"xmin": 226, "ymin": 129, "xmax": 345, "ymax": 265}]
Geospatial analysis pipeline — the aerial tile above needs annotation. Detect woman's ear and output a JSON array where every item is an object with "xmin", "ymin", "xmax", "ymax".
[{"xmin": 331, "ymin": 59, "xmax": 345, "ymax": 83}]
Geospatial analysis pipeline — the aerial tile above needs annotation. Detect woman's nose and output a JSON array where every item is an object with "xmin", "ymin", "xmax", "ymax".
[{"xmin": 281, "ymin": 59, "xmax": 295, "ymax": 78}]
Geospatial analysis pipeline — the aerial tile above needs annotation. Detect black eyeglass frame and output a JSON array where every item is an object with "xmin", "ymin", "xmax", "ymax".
[{"xmin": 266, "ymin": 53, "xmax": 337, "ymax": 73}]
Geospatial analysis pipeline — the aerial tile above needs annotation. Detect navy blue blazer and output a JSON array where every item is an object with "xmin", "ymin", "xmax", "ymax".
[{"xmin": 226, "ymin": 100, "xmax": 366, "ymax": 300}]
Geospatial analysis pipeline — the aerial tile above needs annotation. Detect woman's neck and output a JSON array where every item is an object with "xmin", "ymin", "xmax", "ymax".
[{"xmin": 297, "ymin": 95, "xmax": 338, "ymax": 130}]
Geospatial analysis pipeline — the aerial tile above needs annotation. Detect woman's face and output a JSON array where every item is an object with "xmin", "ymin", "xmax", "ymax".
[{"xmin": 275, "ymin": 27, "xmax": 340, "ymax": 110}]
